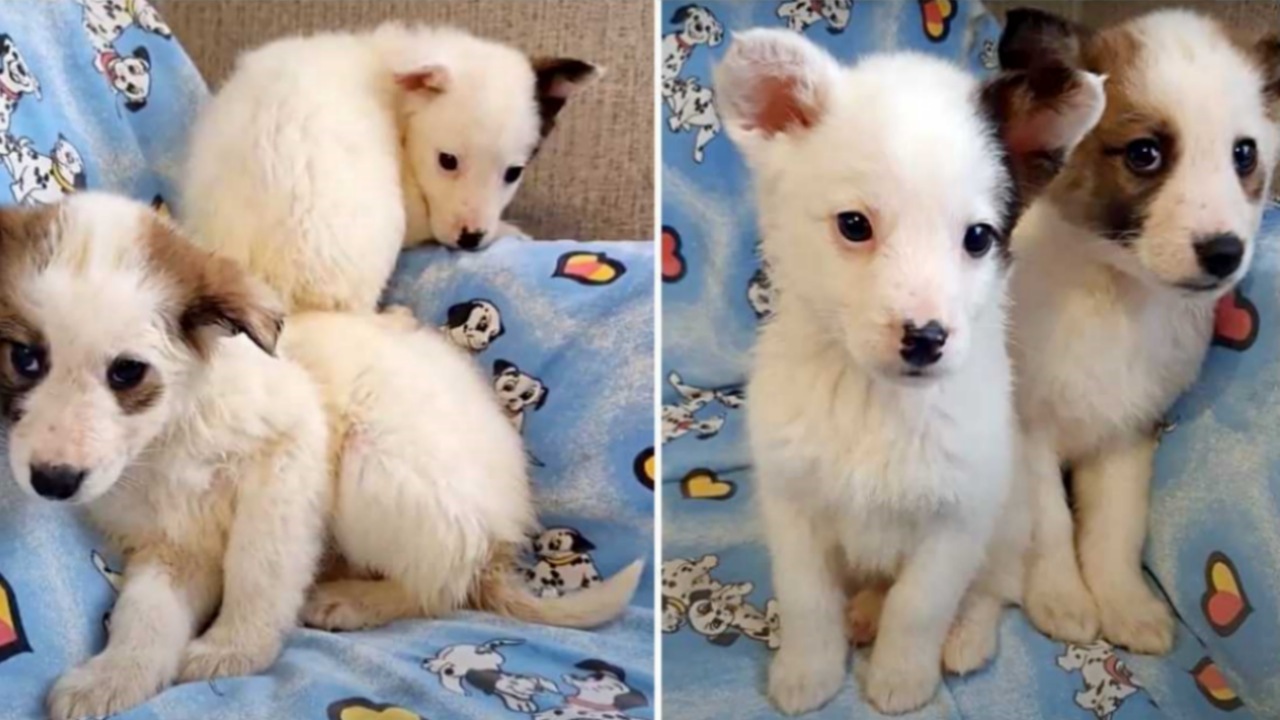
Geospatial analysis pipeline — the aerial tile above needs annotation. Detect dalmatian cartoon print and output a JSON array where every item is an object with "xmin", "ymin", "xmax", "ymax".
[
  {"xmin": 661, "ymin": 555, "xmax": 780, "ymax": 650},
  {"xmin": 0, "ymin": 133, "xmax": 87, "ymax": 205},
  {"xmin": 746, "ymin": 260, "xmax": 776, "ymax": 320},
  {"xmin": 662, "ymin": 4, "xmax": 724, "ymax": 163},
  {"xmin": 1056, "ymin": 641, "xmax": 1145, "ymax": 720},
  {"xmin": 777, "ymin": 0, "xmax": 853, "ymax": 34},
  {"xmin": 662, "ymin": 371, "xmax": 743, "ymax": 443},
  {"xmin": 0, "ymin": 34, "xmax": 40, "ymax": 135},
  {"xmin": 91, "ymin": 549, "xmax": 122, "ymax": 633},
  {"xmin": 424, "ymin": 642, "xmax": 649, "ymax": 719},
  {"xmin": 523, "ymin": 527, "xmax": 603, "ymax": 598},
  {"xmin": 76, "ymin": 0, "xmax": 172, "ymax": 111},
  {"xmin": 441, "ymin": 299, "xmax": 505, "ymax": 353},
  {"xmin": 493, "ymin": 359, "xmax": 549, "ymax": 434}
]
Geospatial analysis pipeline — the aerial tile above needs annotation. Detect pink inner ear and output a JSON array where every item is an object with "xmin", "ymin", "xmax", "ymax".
[
  {"xmin": 396, "ymin": 65, "xmax": 448, "ymax": 94},
  {"xmin": 750, "ymin": 75, "xmax": 820, "ymax": 136}
]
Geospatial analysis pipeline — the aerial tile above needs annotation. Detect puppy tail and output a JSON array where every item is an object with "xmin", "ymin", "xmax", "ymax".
[{"xmin": 474, "ymin": 548, "xmax": 644, "ymax": 629}]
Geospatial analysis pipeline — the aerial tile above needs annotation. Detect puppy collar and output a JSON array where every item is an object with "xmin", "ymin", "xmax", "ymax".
[
  {"xmin": 665, "ymin": 597, "xmax": 688, "ymax": 615},
  {"xmin": 126, "ymin": 0, "xmax": 137, "ymax": 16},
  {"xmin": 51, "ymin": 163, "xmax": 75, "ymax": 193},
  {"xmin": 543, "ymin": 553, "xmax": 579, "ymax": 567},
  {"xmin": 0, "ymin": 83, "xmax": 17, "ymax": 101},
  {"xmin": 568, "ymin": 697, "xmax": 617, "ymax": 713},
  {"xmin": 674, "ymin": 35, "xmax": 692, "ymax": 53}
]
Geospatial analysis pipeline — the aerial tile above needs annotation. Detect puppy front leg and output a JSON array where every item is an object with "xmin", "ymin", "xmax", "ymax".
[
  {"xmin": 862, "ymin": 527, "xmax": 981, "ymax": 715},
  {"xmin": 1074, "ymin": 431, "xmax": 1173, "ymax": 654},
  {"xmin": 1023, "ymin": 430, "xmax": 1100, "ymax": 643},
  {"xmin": 760, "ymin": 494, "xmax": 846, "ymax": 715},
  {"xmin": 48, "ymin": 552, "xmax": 220, "ymax": 720},
  {"xmin": 178, "ymin": 446, "xmax": 327, "ymax": 681}
]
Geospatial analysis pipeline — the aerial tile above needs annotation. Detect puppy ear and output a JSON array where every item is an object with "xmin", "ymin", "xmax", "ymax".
[
  {"xmin": 533, "ymin": 385, "xmax": 548, "ymax": 410},
  {"xmin": 615, "ymin": 690, "xmax": 649, "ymax": 711},
  {"xmin": 998, "ymin": 8, "xmax": 1089, "ymax": 71},
  {"xmin": 708, "ymin": 632, "xmax": 739, "ymax": 647},
  {"xmin": 571, "ymin": 533, "xmax": 595, "ymax": 552},
  {"xmin": 532, "ymin": 58, "xmax": 601, "ymax": 136},
  {"xmin": 396, "ymin": 64, "xmax": 450, "ymax": 94},
  {"xmin": 981, "ymin": 64, "xmax": 1105, "ymax": 208},
  {"xmin": 179, "ymin": 255, "xmax": 284, "ymax": 358},
  {"xmin": 132, "ymin": 46, "xmax": 150, "ymax": 64},
  {"xmin": 1252, "ymin": 34, "xmax": 1280, "ymax": 112},
  {"xmin": 714, "ymin": 29, "xmax": 839, "ymax": 149},
  {"xmin": 493, "ymin": 359, "xmax": 514, "ymax": 376}
]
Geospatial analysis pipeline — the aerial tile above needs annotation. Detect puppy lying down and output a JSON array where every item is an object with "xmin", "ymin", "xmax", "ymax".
[{"xmin": 0, "ymin": 194, "xmax": 640, "ymax": 720}]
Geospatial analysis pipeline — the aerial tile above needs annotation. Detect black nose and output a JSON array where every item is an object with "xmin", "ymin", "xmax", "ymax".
[
  {"xmin": 29, "ymin": 464, "xmax": 86, "ymax": 501},
  {"xmin": 900, "ymin": 321, "xmax": 947, "ymax": 368},
  {"xmin": 457, "ymin": 230, "xmax": 484, "ymax": 251},
  {"xmin": 1194, "ymin": 233, "xmax": 1244, "ymax": 279}
]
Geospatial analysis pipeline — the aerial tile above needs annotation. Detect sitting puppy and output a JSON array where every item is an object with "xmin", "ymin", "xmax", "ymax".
[
  {"xmin": 0, "ymin": 194, "xmax": 329, "ymax": 719},
  {"xmin": 1001, "ymin": 9, "xmax": 1280, "ymax": 654},
  {"xmin": 182, "ymin": 25, "xmax": 599, "ymax": 313},
  {"xmin": 716, "ymin": 30, "xmax": 1104, "ymax": 713},
  {"xmin": 493, "ymin": 359, "xmax": 548, "ymax": 432},
  {"xmin": 278, "ymin": 310, "xmax": 641, "ymax": 631}
]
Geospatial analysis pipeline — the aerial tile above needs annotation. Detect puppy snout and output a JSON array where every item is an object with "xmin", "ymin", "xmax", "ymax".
[
  {"xmin": 29, "ymin": 464, "xmax": 86, "ymax": 501},
  {"xmin": 900, "ymin": 320, "xmax": 947, "ymax": 368},
  {"xmin": 457, "ymin": 229, "xmax": 485, "ymax": 251},
  {"xmin": 1194, "ymin": 233, "xmax": 1244, "ymax": 280}
]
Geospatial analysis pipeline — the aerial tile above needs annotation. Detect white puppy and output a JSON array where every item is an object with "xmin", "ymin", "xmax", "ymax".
[
  {"xmin": 0, "ymin": 194, "xmax": 329, "ymax": 719},
  {"xmin": 716, "ymin": 30, "xmax": 1104, "ymax": 714},
  {"xmin": 1001, "ymin": 9, "xmax": 1280, "ymax": 654},
  {"xmin": 278, "ymin": 310, "xmax": 642, "ymax": 631},
  {"xmin": 183, "ymin": 24, "xmax": 599, "ymax": 313}
]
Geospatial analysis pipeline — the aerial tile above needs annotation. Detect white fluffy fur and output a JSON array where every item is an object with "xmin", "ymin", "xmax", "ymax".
[
  {"xmin": 718, "ymin": 29, "xmax": 1103, "ymax": 714},
  {"xmin": 1014, "ymin": 10, "xmax": 1280, "ymax": 654},
  {"xmin": 0, "ymin": 194, "xmax": 329, "ymax": 719},
  {"xmin": 182, "ymin": 25, "xmax": 555, "ymax": 313},
  {"xmin": 279, "ymin": 310, "xmax": 641, "ymax": 631}
]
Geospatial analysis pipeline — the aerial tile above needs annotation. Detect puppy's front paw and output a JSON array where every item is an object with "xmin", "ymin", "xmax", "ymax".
[
  {"xmin": 767, "ymin": 647, "xmax": 845, "ymax": 715},
  {"xmin": 1096, "ymin": 584, "xmax": 1174, "ymax": 655},
  {"xmin": 178, "ymin": 633, "xmax": 279, "ymax": 682},
  {"xmin": 301, "ymin": 583, "xmax": 378, "ymax": 631},
  {"xmin": 861, "ymin": 649, "xmax": 941, "ymax": 715},
  {"xmin": 48, "ymin": 654, "xmax": 167, "ymax": 720},
  {"xmin": 942, "ymin": 611, "xmax": 997, "ymax": 675},
  {"xmin": 1025, "ymin": 562, "xmax": 1100, "ymax": 644}
]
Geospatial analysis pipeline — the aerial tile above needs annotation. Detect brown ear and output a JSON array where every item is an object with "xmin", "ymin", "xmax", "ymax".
[
  {"xmin": 531, "ymin": 57, "xmax": 600, "ymax": 137},
  {"xmin": 395, "ymin": 64, "xmax": 450, "ymax": 94},
  {"xmin": 998, "ymin": 7, "xmax": 1090, "ymax": 71},
  {"xmin": 0, "ymin": 204, "xmax": 55, "ymax": 271},
  {"xmin": 714, "ymin": 29, "xmax": 838, "ymax": 147},
  {"xmin": 981, "ymin": 64, "xmax": 1105, "ymax": 211},
  {"xmin": 179, "ymin": 255, "xmax": 284, "ymax": 358},
  {"xmin": 1253, "ymin": 35, "xmax": 1280, "ymax": 113}
]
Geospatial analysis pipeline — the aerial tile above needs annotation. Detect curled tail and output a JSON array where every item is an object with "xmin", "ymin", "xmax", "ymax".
[{"xmin": 473, "ymin": 549, "xmax": 644, "ymax": 629}]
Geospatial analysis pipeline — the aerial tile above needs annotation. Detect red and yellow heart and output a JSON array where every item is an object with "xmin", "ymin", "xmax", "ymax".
[
  {"xmin": 1191, "ymin": 657, "xmax": 1243, "ymax": 711},
  {"xmin": 326, "ymin": 698, "xmax": 422, "ymax": 720},
  {"xmin": 634, "ymin": 446, "xmax": 655, "ymax": 491},
  {"xmin": 553, "ymin": 251, "xmax": 626, "ymax": 286},
  {"xmin": 920, "ymin": 0, "xmax": 956, "ymax": 42},
  {"xmin": 0, "ymin": 573, "xmax": 31, "ymax": 664},
  {"xmin": 1201, "ymin": 551, "xmax": 1252, "ymax": 636},
  {"xmin": 681, "ymin": 468, "xmax": 736, "ymax": 500}
]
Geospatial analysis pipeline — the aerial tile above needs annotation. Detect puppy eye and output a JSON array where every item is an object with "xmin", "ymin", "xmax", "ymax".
[
  {"xmin": 1124, "ymin": 138, "xmax": 1163, "ymax": 175},
  {"xmin": 438, "ymin": 153, "xmax": 459, "ymax": 172},
  {"xmin": 1234, "ymin": 138, "xmax": 1258, "ymax": 176},
  {"xmin": 835, "ymin": 211, "xmax": 873, "ymax": 243},
  {"xmin": 504, "ymin": 166, "xmax": 524, "ymax": 184},
  {"xmin": 963, "ymin": 224, "xmax": 1000, "ymax": 259},
  {"xmin": 107, "ymin": 358, "xmax": 149, "ymax": 391},
  {"xmin": 9, "ymin": 342, "xmax": 46, "ymax": 380}
]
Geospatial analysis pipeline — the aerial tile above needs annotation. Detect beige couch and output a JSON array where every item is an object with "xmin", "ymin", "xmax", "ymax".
[{"xmin": 157, "ymin": 0, "xmax": 653, "ymax": 241}]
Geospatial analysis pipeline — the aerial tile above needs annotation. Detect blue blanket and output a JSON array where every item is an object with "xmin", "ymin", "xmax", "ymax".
[
  {"xmin": 660, "ymin": 1, "xmax": 1270, "ymax": 718},
  {"xmin": 0, "ymin": 2, "xmax": 654, "ymax": 719}
]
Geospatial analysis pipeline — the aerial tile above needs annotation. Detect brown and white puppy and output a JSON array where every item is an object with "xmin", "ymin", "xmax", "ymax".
[
  {"xmin": 1003, "ymin": 9, "xmax": 1280, "ymax": 653},
  {"xmin": 0, "ymin": 194, "xmax": 330, "ymax": 718}
]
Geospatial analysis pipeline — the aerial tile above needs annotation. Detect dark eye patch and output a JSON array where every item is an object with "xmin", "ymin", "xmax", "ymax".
[{"xmin": 107, "ymin": 356, "xmax": 164, "ymax": 415}]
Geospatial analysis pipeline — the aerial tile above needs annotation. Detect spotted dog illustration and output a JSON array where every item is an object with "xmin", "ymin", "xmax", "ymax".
[
  {"xmin": 979, "ymin": 38, "xmax": 999, "ymax": 70},
  {"xmin": 662, "ymin": 555, "xmax": 722, "ymax": 633},
  {"xmin": 524, "ymin": 527, "xmax": 603, "ymax": 598},
  {"xmin": 0, "ymin": 34, "xmax": 40, "ymax": 135},
  {"xmin": 662, "ymin": 5, "xmax": 724, "ymax": 163},
  {"xmin": 424, "ymin": 640, "xmax": 559, "ymax": 713},
  {"xmin": 531, "ymin": 660, "xmax": 649, "ymax": 720},
  {"xmin": 92, "ymin": 549, "xmax": 123, "ymax": 633},
  {"xmin": 747, "ymin": 261, "xmax": 775, "ymax": 320},
  {"xmin": 661, "ymin": 555, "xmax": 780, "ymax": 649},
  {"xmin": 493, "ymin": 359, "xmax": 548, "ymax": 433},
  {"xmin": 1, "ymin": 134, "xmax": 87, "ymax": 205},
  {"xmin": 662, "ymin": 371, "xmax": 743, "ymax": 443},
  {"xmin": 441, "ymin": 299, "xmax": 505, "ymax": 353},
  {"xmin": 777, "ymin": 0, "xmax": 853, "ymax": 34},
  {"xmin": 77, "ymin": 0, "xmax": 172, "ymax": 111},
  {"xmin": 1057, "ymin": 642, "xmax": 1144, "ymax": 720}
]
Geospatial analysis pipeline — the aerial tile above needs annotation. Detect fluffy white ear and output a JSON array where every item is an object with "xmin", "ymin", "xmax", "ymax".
[
  {"xmin": 396, "ymin": 64, "xmax": 450, "ymax": 94},
  {"xmin": 713, "ymin": 29, "xmax": 839, "ymax": 147},
  {"xmin": 981, "ymin": 64, "xmax": 1106, "ymax": 201}
]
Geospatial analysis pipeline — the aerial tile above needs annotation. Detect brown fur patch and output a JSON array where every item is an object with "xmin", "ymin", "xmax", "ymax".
[
  {"xmin": 112, "ymin": 364, "xmax": 164, "ymax": 416},
  {"xmin": 531, "ymin": 57, "xmax": 599, "ymax": 139},
  {"xmin": 142, "ymin": 218, "xmax": 284, "ymax": 358},
  {"xmin": 0, "ymin": 205, "xmax": 58, "ymax": 423}
]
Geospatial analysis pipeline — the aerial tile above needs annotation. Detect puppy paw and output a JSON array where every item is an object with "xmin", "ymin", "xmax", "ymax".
[
  {"xmin": 494, "ymin": 220, "xmax": 530, "ymax": 241},
  {"xmin": 301, "ymin": 584, "xmax": 377, "ymax": 631},
  {"xmin": 1096, "ymin": 585, "xmax": 1174, "ymax": 655},
  {"xmin": 861, "ymin": 650, "xmax": 941, "ymax": 715},
  {"xmin": 1026, "ymin": 563, "xmax": 1100, "ymax": 644},
  {"xmin": 767, "ymin": 647, "xmax": 845, "ymax": 715},
  {"xmin": 942, "ymin": 613, "xmax": 997, "ymax": 676},
  {"xmin": 48, "ymin": 654, "xmax": 167, "ymax": 720},
  {"xmin": 844, "ymin": 588, "xmax": 884, "ymax": 647},
  {"xmin": 178, "ymin": 633, "xmax": 278, "ymax": 682}
]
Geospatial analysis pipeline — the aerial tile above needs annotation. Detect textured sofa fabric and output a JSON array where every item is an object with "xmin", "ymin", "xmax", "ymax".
[{"xmin": 157, "ymin": 0, "xmax": 655, "ymax": 242}]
